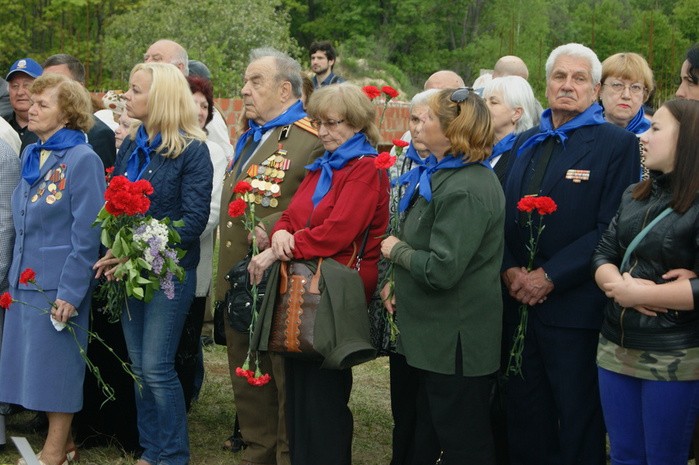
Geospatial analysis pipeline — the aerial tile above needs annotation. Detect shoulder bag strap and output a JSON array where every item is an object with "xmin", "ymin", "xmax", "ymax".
[{"xmin": 620, "ymin": 207, "xmax": 673, "ymax": 271}]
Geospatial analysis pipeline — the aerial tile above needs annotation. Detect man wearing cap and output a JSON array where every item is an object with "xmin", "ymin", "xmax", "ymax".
[
  {"xmin": 144, "ymin": 39, "xmax": 234, "ymax": 161},
  {"xmin": 3, "ymin": 58, "xmax": 42, "ymax": 152}
]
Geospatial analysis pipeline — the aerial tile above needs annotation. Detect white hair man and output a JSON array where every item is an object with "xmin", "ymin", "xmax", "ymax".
[{"xmin": 501, "ymin": 43, "xmax": 640, "ymax": 465}]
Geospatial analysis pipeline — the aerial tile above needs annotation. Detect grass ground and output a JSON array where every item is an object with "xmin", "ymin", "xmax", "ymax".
[{"xmin": 0, "ymin": 345, "xmax": 393, "ymax": 465}]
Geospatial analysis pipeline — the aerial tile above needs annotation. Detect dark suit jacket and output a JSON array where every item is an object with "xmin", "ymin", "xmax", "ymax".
[
  {"xmin": 19, "ymin": 115, "xmax": 115, "ymax": 170},
  {"xmin": 502, "ymin": 121, "xmax": 640, "ymax": 329}
]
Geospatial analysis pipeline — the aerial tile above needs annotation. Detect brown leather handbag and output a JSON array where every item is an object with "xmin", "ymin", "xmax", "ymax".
[{"xmin": 267, "ymin": 258, "xmax": 325, "ymax": 359}]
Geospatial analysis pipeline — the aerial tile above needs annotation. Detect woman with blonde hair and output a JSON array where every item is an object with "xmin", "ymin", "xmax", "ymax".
[
  {"xmin": 94, "ymin": 62, "xmax": 213, "ymax": 465},
  {"xmin": 381, "ymin": 88, "xmax": 504, "ymax": 464},
  {"xmin": 599, "ymin": 52, "xmax": 653, "ymax": 133}
]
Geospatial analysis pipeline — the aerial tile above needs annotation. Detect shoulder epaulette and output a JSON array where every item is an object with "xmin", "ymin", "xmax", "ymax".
[{"xmin": 294, "ymin": 117, "xmax": 318, "ymax": 136}]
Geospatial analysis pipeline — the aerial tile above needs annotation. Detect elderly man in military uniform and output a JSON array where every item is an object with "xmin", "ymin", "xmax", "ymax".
[{"xmin": 216, "ymin": 47, "xmax": 323, "ymax": 465}]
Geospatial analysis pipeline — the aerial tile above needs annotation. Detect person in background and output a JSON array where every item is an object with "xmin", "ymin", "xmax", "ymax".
[
  {"xmin": 41, "ymin": 54, "xmax": 116, "ymax": 170},
  {"xmin": 676, "ymin": 43, "xmax": 699, "ymax": 100},
  {"xmin": 309, "ymin": 40, "xmax": 345, "ymax": 89},
  {"xmin": 482, "ymin": 75, "xmax": 541, "ymax": 183},
  {"xmin": 3, "ymin": 58, "xmax": 42, "ymax": 151},
  {"xmin": 592, "ymin": 98, "xmax": 699, "ymax": 465},
  {"xmin": 175, "ymin": 75, "xmax": 227, "ymax": 410},
  {"xmin": 0, "ymin": 73, "xmax": 105, "ymax": 465},
  {"xmin": 94, "ymin": 62, "xmax": 213, "ymax": 465}
]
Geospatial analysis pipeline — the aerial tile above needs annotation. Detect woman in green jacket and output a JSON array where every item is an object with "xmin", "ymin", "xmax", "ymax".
[{"xmin": 381, "ymin": 88, "xmax": 504, "ymax": 465}]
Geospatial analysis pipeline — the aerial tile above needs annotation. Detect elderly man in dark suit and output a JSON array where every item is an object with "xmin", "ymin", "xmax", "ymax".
[
  {"xmin": 215, "ymin": 47, "xmax": 324, "ymax": 465},
  {"xmin": 501, "ymin": 43, "xmax": 640, "ymax": 465}
]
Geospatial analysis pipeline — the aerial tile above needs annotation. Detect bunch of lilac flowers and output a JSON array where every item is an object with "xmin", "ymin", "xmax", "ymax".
[{"xmin": 133, "ymin": 218, "xmax": 181, "ymax": 300}]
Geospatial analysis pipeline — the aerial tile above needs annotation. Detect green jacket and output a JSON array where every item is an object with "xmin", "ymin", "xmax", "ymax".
[{"xmin": 390, "ymin": 163, "xmax": 504, "ymax": 376}]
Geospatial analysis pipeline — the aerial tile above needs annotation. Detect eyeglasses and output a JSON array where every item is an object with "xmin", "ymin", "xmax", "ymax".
[
  {"xmin": 309, "ymin": 119, "xmax": 345, "ymax": 130},
  {"xmin": 604, "ymin": 82, "xmax": 646, "ymax": 95},
  {"xmin": 450, "ymin": 88, "xmax": 473, "ymax": 115}
]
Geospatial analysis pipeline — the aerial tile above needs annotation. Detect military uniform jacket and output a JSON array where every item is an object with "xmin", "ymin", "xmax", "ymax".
[{"xmin": 215, "ymin": 117, "xmax": 324, "ymax": 302}]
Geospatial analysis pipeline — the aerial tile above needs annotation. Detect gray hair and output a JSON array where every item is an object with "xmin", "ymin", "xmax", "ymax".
[
  {"xmin": 545, "ymin": 43, "xmax": 602, "ymax": 85},
  {"xmin": 410, "ymin": 89, "xmax": 440, "ymax": 113},
  {"xmin": 483, "ymin": 76, "xmax": 543, "ymax": 134},
  {"xmin": 250, "ymin": 47, "xmax": 302, "ymax": 98}
]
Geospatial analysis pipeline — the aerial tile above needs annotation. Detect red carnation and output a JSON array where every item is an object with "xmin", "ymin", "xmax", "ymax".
[
  {"xmin": 105, "ymin": 167, "xmax": 115, "ymax": 174},
  {"xmin": 233, "ymin": 181, "xmax": 253, "ymax": 194},
  {"xmin": 362, "ymin": 85, "xmax": 381, "ymax": 100},
  {"xmin": 382, "ymin": 86, "xmax": 399, "ymax": 99},
  {"xmin": 392, "ymin": 139, "xmax": 409, "ymax": 148},
  {"xmin": 0, "ymin": 292, "xmax": 12, "ymax": 310},
  {"xmin": 19, "ymin": 268, "xmax": 37, "ymax": 286},
  {"xmin": 247, "ymin": 373, "xmax": 272, "ymax": 386},
  {"xmin": 228, "ymin": 198, "xmax": 247, "ymax": 218},
  {"xmin": 375, "ymin": 152, "xmax": 397, "ymax": 170},
  {"xmin": 516, "ymin": 196, "xmax": 538, "ymax": 213},
  {"xmin": 535, "ymin": 196, "xmax": 557, "ymax": 215},
  {"xmin": 235, "ymin": 367, "xmax": 254, "ymax": 379}
]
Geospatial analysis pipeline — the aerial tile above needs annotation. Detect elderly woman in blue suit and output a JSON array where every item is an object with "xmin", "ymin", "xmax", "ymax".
[{"xmin": 0, "ymin": 73, "xmax": 105, "ymax": 465}]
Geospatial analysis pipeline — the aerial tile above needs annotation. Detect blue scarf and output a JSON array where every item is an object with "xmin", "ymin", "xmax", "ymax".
[
  {"xmin": 488, "ymin": 132, "xmax": 517, "ymax": 165},
  {"xmin": 126, "ymin": 125, "xmax": 161, "ymax": 181},
  {"xmin": 233, "ymin": 100, "xmax": 307, "ymax": 166},
  {"xmin": 394, "ymin": 154, "xmax": 482, "ymax": 213},
  {"xmin": 22, "ymin": 128, "xmax": 87, "ymax": 185},
  {"xmin": 625, "ymin": 107, "xmax": 651, "ymax": 134},
  {"xmin": 517, "ymin": 103, "xmax": 606, "ymax": 156},
  {"xmin": 305, "ymin": 132, "xmax": 377, "ymax": 208}
]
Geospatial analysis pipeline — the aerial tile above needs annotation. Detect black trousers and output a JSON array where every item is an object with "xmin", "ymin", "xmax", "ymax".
[
  {"xmin": 175, "ymin": 295, "xmax": 207, "ymax": 411},
  {"xmin": 389, "ymin": 353, "xmax": 440, "ymax": 465},
  {"xmin": 505, "ymin": 315, "xmax": 606, "ymax": 465},
  {"xmin": 285, "ymin": 357, "xmax": 353, "ymax": 465},
  {"xmin": 411, "ymin": 366, "xmax": 496, "ymax": 465}
]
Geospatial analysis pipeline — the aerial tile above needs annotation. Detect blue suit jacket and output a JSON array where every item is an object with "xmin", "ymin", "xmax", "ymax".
[
  {"xmin": 502, "ymin": 121, "xmax": 640, "ymax": 329},
  {"xmin": 10, "ymin": 144, "xmax": 105, "ymax": 307}
]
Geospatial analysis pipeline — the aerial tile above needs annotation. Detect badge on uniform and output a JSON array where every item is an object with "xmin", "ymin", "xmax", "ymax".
[{"xmin": 565, "ymin": 169, "xmax": 590, "ymax": 183}]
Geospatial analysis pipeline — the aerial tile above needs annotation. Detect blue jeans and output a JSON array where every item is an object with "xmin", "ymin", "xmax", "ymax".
[
  {"xmin": 122, "ymin": 271, "xmax": 196, "ymax": 465},
  {"xmin": 598, "ymin": 366, "xmax": 699, "ymax": 465}
]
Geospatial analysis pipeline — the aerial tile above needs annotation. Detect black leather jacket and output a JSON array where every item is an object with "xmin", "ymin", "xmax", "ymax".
[{"xmin": 592, "ymin": 174, "xmax": 699, "ymax": 350}]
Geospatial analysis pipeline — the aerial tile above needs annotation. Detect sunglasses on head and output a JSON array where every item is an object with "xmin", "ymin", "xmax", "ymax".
[{"xmin": 450, "ymin": 88, "xmax": 473, "ymax": 114}]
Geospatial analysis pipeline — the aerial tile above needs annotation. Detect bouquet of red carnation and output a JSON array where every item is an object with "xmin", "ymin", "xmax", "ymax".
[
  {"xmin": 507, "ymin": 195, "xmax": 557, "ymax": 377},
  {"xmin": 228, "ymin": 181, "xmax": 271, "ymax": 387},
  {"xmin": 93, "ymin": 175, "xmax": 185, "ymax": 321}
]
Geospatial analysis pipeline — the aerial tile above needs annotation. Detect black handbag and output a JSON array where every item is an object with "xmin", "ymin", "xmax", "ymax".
[{"xmin": 224, "ymin": 253, "xmax": 270, "ymax": 334}]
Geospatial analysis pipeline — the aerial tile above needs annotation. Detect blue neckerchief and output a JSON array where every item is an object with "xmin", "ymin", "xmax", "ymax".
[
  {"xmin": 126, "ymin": 125, "xmax": 161, "ymax": 181},
  {"xmin": 403, "ymin": 141, "xmax": 425, "ymax": 165},
  {"xmin": 488, "ymin": 132, "xmax": 517, "ymax": 164},
  {"xmin": 517, "ymin": 103, "xmax": 606, "ymax": 156},
  {"xmin": 394, "ymin": 154, "xmax": 482, "ymax": 213},
  {"xmin": 305, "ymin": 132, "xmax": 377, "ymax": 208},
  {"xmin": 232, "ymin": 100, "xmax": 307, "ymax": 168},
  {"xmin": 22, "ymin": 128, "xmax": 87, "ymax": 185},
  {"xmin": 625, "ymin": 107, "xmax": 650, "ymax": 134}
]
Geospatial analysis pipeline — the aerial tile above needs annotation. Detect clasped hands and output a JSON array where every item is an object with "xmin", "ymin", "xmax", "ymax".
[
  {"xmin": 502, "ymin": 267, "xmax": 554, "ymax": 306},
  {"xmin": 247, "ymin": 229, "xmax": 295, "ymax": 285}
]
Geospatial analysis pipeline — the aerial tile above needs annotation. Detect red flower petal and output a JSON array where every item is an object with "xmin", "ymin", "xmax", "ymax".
[
  {"xmin": 0, "ymin": 292, "xmax": 12, "ymax": 310},
  {"xmin": 228, "ymin": 198, "xmax": 247, "ymax": 218},
  {"xmin": 382, "ymin": 86, "xmax": 399, "ymax": 99},
  {"xmin": 516, "ymin": 196, "xmax": 538, "ymax": 213},
  {"xmin": 19, "ymin": 268, "xmax": 36, "ymax": 286},
  {"xmin": 392, "ymin": 139, "xmax": 409, "ymax": 148},
  {"xmin": 374, "ymin": 152, "xmax": 397, "ymax": 170},
  {"xmin": 362, "ymin": 85, "xmax": 381, "ymax": 100},
  {"xmin": 233, "ymin": 181, "xmax": 253, "ymax": 194}
]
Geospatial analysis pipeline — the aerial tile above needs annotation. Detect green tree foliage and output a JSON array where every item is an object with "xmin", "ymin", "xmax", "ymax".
[{"xmin": 102, "ymin": 0, "xmax": 299, "ymax": 95}]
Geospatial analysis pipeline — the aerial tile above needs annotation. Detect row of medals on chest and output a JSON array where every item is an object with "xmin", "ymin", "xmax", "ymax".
[
  {"xmin": 32, "ymin": 165, "xmax": 67, "ymax": 204},
  {"xmin": 241, "ymin": 150, "xmax": 290, "ymax": 208}
]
